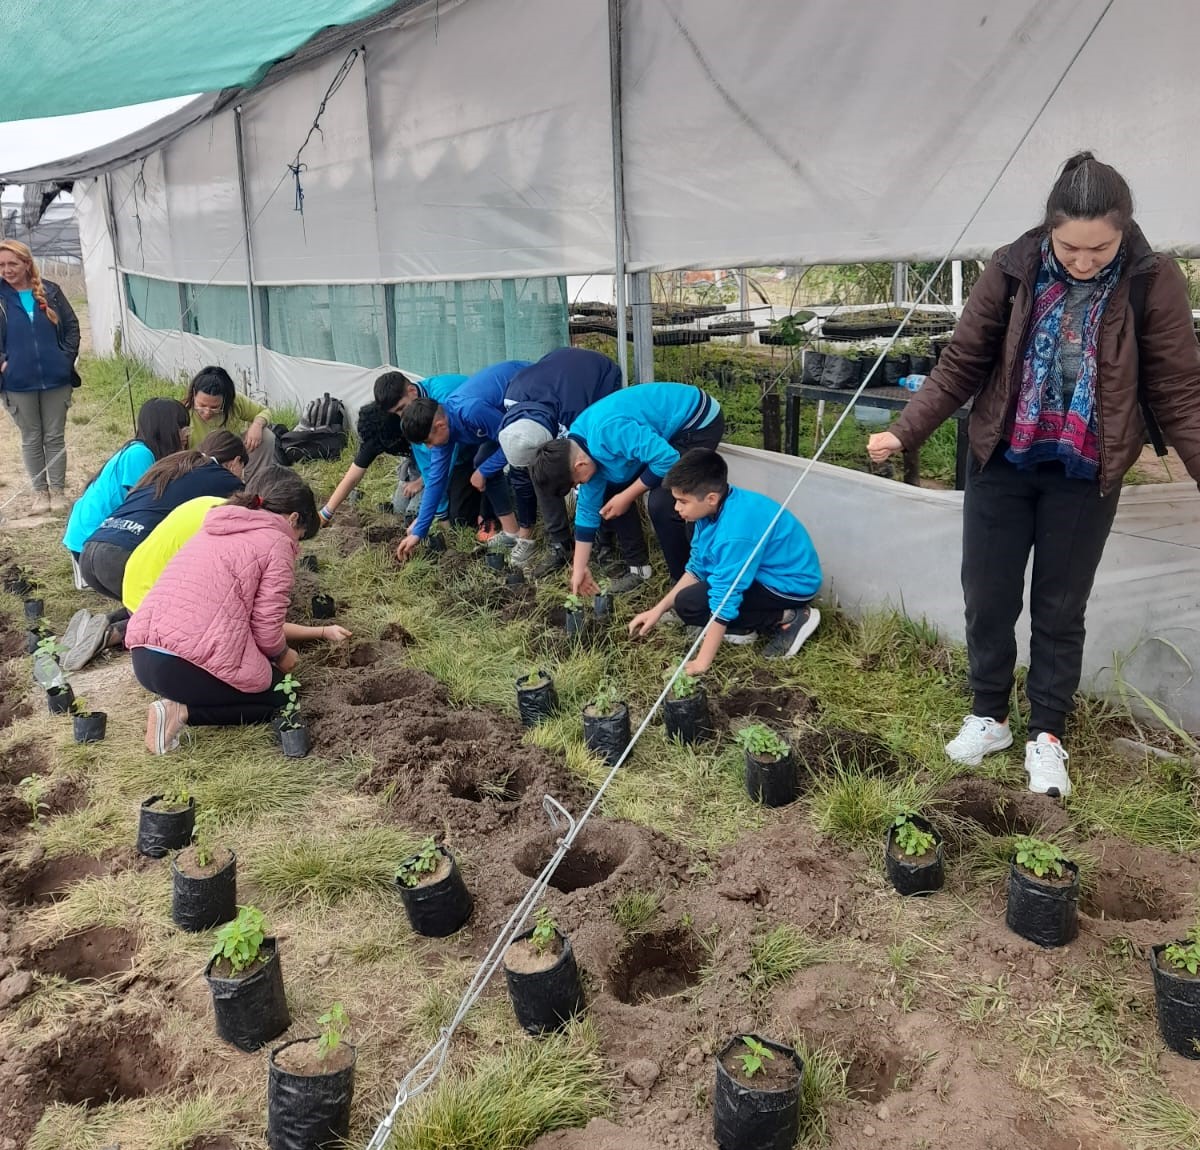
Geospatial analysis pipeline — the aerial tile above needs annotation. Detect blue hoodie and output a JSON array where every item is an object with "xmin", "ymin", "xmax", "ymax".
[
  {"xmin": 687, "ymin": 485, "xmax": 822, "ymax": 621},
  {"xmin": 567, "ymin": 383, "xmax": 719, "ymax": 540},
  {"xmin": 500, "ymin": 347, "xmax": 622, "ymax": 438},
  {"xmin": 410, "ymin": 360, "xmax": 530, "ymax": 538}
]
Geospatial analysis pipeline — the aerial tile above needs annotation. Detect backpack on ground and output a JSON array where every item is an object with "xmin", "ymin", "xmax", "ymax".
[{"xmin": 273, "ymin": 392, "xmax": 349, "ymax": 464}]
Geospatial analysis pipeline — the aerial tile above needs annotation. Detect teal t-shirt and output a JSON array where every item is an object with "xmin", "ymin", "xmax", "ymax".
[
  {"xmin": 62, "ymin": 441, "xmax": 156, "ymax": 552},
  {"xmin": 17, "ymin": 290, "xmax": 35, "ymax": 319}
]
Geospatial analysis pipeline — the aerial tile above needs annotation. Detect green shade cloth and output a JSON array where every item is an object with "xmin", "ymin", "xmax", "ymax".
[{"xmin": 2, "ymin": 0, "xmax": 398, "ymax": 121}]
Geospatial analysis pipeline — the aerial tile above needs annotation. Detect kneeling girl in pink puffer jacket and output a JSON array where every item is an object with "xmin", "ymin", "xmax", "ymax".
[{"xmin": 126, "ymin": 467, "xmax": 320, "ymax": 754}]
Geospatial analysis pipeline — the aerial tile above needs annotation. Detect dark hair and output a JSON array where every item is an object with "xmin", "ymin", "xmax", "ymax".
[
  {"xmin": 79, "ymin": 397, "xmax": 188, "ymax": 495},
  {"xmin": 374, "ymin": 371, "xmax": 414, "ymax": 410},
  {"xmin": 529, "ymin": 437, "xmax": 576, "ymax": 497},
  {"xmin": 129, "ymin": 431, "xmax": 247, "ymax": 500},
  {"xmin": 184, "ymin": 366, "xmax": 237, "ymax": 424},
  {"xmin": 1043, "ymin": 152, "xmax": 1134, "ymax": 231},
  {"xmin": 400, "ymin": 397, "xmax": 440, "ymax": 445},
  {"xmin": 664, "ymin": 448, "xmax": 728, "ymax": 498},
  {"xmin": 356, "ymin": 402, "xmax": 409, "ymax": 457},
  {"xmin": 228, "ymin": 466, "xmax": 320, "ymax": 540}
]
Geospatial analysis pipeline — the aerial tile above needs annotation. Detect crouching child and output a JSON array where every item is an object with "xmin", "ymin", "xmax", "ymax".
[{"xmin": 628, "ymin": 449, "xmax": 822, "ymax": 674}]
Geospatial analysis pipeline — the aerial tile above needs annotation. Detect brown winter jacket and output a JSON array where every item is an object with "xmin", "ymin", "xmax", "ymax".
[{"xmin": 890, "ymin": 224, "xmax": 1200, "ymax": 494}]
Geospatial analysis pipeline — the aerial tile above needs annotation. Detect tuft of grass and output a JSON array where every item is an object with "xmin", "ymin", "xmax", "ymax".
[
  {"xmin": 807, "ymin": 760, "xmax": 932, "ymax": 848},
  {"xmin": 387, "ymin": 1020, "xmax": 611, "ymax": 1150},
  {"xmin": 22, "ymin": 870, "xmax": 169, "ymax": 944},
  {"xmin": 788, "ymin": 1035, "xmax": 849, "ymax": 1147},
  {"xmin": 28, "ymin": 1091, "xmax": 243, "ymax": 1150},
  {"xmin": 1117, "ymin": 1090, "xmax": 1200, "ymax": 1148},
  {"xmin": 750, "ymin": 924, "xmax": 835, "ymax": 993},
  {"xmin": 245, "ymin": 826, "xmax": 421, "ymax": 906},
  {"xmin": 611, "ymin": 890, "xmax": 661, "ymax": 933},
  {"xmin": 1070, "ymin": 782, "xmax": 1200, "ymax": 851}
]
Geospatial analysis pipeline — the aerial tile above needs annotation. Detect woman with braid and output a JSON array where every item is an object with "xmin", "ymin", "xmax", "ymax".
[{"xmin": 0, "ymin": 240, "xmax": 81, "ymax": 513}]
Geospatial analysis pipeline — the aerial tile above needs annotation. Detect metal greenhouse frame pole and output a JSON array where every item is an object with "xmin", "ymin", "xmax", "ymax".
[
  {"xmin": 608, "ymin": 0, "xmax": 628, "ymax": 383},
  {"xmin": 233, "ymin": 105, "xmax": 263, "ymax": 393}
]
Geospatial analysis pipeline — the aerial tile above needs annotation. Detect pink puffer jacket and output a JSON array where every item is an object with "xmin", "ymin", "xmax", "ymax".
[{"xmin": 126, "ymin": 504, "xmax": 296, "ymax": 693}]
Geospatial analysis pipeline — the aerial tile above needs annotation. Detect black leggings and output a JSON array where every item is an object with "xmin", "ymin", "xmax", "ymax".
[
  {"xmin": 132, "ymin": 646, "xmax": 282, "ymax": 726},
  {"xmin": 675, "ymin": 578, "xmax": 809, "ymax": 633}
]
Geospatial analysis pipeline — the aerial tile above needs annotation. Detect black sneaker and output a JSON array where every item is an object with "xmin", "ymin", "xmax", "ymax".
[
  {"xmin": 530, "ymin": 546, "xmax": 569, "ymax": 579},
  {"xmin": 609, "ymin": 567, "xmax": 650, "ymax": 594},
  {"xmin": 763, "ymin": 607, "xmax": 821, "ymax": 659}
]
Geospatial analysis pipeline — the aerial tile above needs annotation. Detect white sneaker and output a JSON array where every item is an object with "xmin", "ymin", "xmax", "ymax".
[
  {"xmin": 509, "ymin": 538, "xmax": 538, "ymax": 567},
  {"xmin": 1025, "ymin": 733, "xmax": 1072, "ymax": 799},
  {"xmin": 944, "ymin": 715, "xmax": 1013, "ymax": 767},
  {"xmin": 723, "ymin": 630, "xmax": 757, "ymax": 645}
]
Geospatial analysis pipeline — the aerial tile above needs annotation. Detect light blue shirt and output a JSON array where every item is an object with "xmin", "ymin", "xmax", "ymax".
[
  {"xmin": 18, "ymin": 290, "xmax": 35, "ymax": 319},
  {"xmin": 62, "ymin": 441, "xmax": 155, "ymax": 553}
]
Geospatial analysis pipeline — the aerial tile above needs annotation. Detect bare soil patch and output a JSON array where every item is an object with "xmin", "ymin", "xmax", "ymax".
[
  {"xmin": 32, "ymin": 925, "xmax": 140, "ymax": 981},
  {"xmin": 608, "ymin": 927, "xmax": 704, "ymax": 1004}
]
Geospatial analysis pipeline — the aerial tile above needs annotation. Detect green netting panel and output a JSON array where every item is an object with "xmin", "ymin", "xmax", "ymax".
[
  {"xmin": 261, "ymin": 284, "xmax": 385, "ymax": 368},
  {"xmin": 125, "ymin": 274, "xmax": 185, "ymax": 331},
  {"xmin": 185, "ymin": 284, "xmax": 253, "ymax": 345},
  {"xmin": 391, "ymin": 277, "xmax": 569, "ymax": 376}
]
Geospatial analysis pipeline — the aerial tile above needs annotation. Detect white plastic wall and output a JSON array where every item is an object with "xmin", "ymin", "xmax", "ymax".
[{"xmin": 723, "ymin": 445, "xmax": 1200, "ymax": 732}]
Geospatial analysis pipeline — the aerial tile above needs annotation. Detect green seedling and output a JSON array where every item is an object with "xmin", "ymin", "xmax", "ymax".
[
  {"xmin": 734, "ymin": 723, "xmax": 789, "ymax": 760},
  {"xmin": 737, "ymin": 1035, "xmax": 776, "ymax": 1079},
  {"xmin": 192, "ymin": 808, "xmax": 219, "ymax": 868},
  {"xmin": 16, "ymin": 774, "xmax": 51, "ymax": 824},
  {"xmin": 317, "ymin": 1002, "xmax": 349, "ymax": 1060},
  {"xmin": 1163, "ymin": 925, "xmax": 1200, "ymax": 976},
  {"xmin": 210, "ymin": 906, "xmax": 267, "ymax": 974},
  {"xmin": 35, "ymin": 635, "xmax": 68, "ymax": 660},
  {"xmin": 156, "ymin": 786, "xmax": 191, "ymax": 811},
  {"xmin": 518, "ymin": 670, "xmax": 548, "ymax": 689},
  {"xmin": 1013, "ymin": 835, "xmax": 1070, "ymax": 880},
  {"xmin": 529, "ymin": 906, "xmax": 558, "ymax": 954},
  {"xmin": 892, "ymin": 812, "xmax": 936, "ymax": 858},
  {"xmin": 667, "ymin": 671, "xmax": 700, "ymax": 700},
  {"xmin": 274, "ymin": 672, "xmax": 302, "ymax": 729},
  {"xmin": 588, "ymin": 681, "xmax": 620, "ymax": 717},
  {"xmin": 69, "ymin": 695, "xmax": 92, "ymax": 718},
  {"xmin": 563, "ymin": 593, "xmax": 585, "ymax": 612},
  {"xmin": 397, "ymin": 836, "xmax": 442, "ymax": 888}
]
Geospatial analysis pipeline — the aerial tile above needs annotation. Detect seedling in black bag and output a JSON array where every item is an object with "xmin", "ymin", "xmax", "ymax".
[
  {"xmin": 317, "ymin": 1002, "xmax": 349, "ymax": 1061},
  {"xmin": 737, "ymin": 1035, "xmax": 776, "ymax": 1079},
  {"xmin": 892, "ymin": 812, "xmax": 936, "ymax": 858},
  {"xmin": 274, "ymin": 673, "xmax": 302, "ymax": 730},
  {"xmin": 35, "ymin": 634, "xmax": 67, "ymax": 660},
  {"xmin": 668, "ymin": 670, "xmax": 700, "ymax": 700},
  {"xmin": 1013, "ymin": 835, "xmax": 1068, "ymax": 879},
  {"xmin": 157, "ymin": 785, "xmax": 192, "ymax": 811},
  {"xmin": 193, "ymin": 809, "xmax": 218, "ymax": 868},
  {"xmin": 518, "ymin": 670, "xmax": 548, "ymax": 689},
  {"xmin": 396, "ymin": 837, "xmax": 441, "ymax": 888},
  {"xmin": 530, "ymin": 906, "xmax": 558, "ymax": 954},
  {"xmin": 734, "ymin": 723, "xmax": 788, "ymax": 760},
  {"xmin": 563, "ymin": 593, "xmax": 584, "ymax": 612},
  {"xmin": 1164, "ymin": 926, "xmax": 1200, "ymax": 976},
  {"xmin": 211, "ymin": 906, "xmax": 267, "ymax": 974},
  {"xmin": 588, "ymin": 681, "xmax": 620, "ymax": 718}
]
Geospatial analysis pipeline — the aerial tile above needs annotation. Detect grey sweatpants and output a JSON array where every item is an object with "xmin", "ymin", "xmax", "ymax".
[{"xmin": 1, "ymin": 384, "xmax": 72, "ymax": 491}]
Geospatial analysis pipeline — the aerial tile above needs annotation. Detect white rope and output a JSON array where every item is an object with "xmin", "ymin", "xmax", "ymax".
[{"xmin": 364, "ymin": 5, "xmax": 1118, "ymax": 1144}]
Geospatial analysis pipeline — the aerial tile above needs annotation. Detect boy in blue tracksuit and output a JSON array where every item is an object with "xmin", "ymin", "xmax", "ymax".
[
  {"xmin": 496, "ymin": 347, "xmax": 623, "ymax": 573},
  {"xmin": 396, "ymin": 359, "xmax": 532, "ymax": 561},
  {"xmin": 529, "ymin": 382, "xmax": 724, "ymax": 595},
  {"xmin": 318, "ymin": 370, "xmax": 470, "ymax": 527},
  {"xmin": 629, "ymin": 449, "xmax": 821, "ymax": 673}
]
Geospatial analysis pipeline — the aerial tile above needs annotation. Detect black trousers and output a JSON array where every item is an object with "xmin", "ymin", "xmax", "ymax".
[
  {"xmin": 446, "ymin": 453, "xmax": 482, "ymax": 526},
  {"xmin": 132, "ymin": 646, "xmax": 282, "ymax": 726},
  {"xmin": 80, "ymin": 540, "xmax": 131, "ymax": 602},
  {"xmin": 962, "ymin": 448, "xmax": 1120, "ymax": 738},
  {"xmin": 675, "ymin": 577, "xmax": 809, "ymax": 632},
  {"xmin": 511, "ymin": 466, "xmax": 568, "ymax": 544},
  {"xmin": 647, "ymin": 413, "xmax": 726, "ymax": 580}
]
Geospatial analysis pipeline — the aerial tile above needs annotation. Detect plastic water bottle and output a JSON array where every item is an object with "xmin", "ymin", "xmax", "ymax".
[{"xmin": 898, "ymin": 374, "xmax": 927, "ymax": 392}]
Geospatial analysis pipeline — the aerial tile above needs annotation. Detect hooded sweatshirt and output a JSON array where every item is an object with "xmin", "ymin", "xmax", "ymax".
[{"xmin": 125, "ymin": 504, "xmax": 297, "ymax": 693}]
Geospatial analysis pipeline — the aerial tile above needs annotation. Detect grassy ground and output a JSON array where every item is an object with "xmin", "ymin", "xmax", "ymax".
[{"xmin": 1, "ymin": 354, "xmax": 1199, "ymax": 1149}]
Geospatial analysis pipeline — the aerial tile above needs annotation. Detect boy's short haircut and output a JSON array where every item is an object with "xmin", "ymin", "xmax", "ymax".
[
  {"xmin": 400, "ymin": 397, "xmax": 440, "ymax": 445},
  {"xmin": 374, "ymin": 371, "xmax": 412, "ymax": 410},
  {"xmin": 665, "ymin": 448, "xmax": 728, "ymax": 497},
  {"xmin": 529, "ymin": 438, "xmax": 575, "ymax": 496}
]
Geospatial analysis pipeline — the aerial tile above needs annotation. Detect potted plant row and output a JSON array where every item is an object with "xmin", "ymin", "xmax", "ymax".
[
  {"xmin": 137, "ymin": 787, "xmax": 196, "ymax": 858},
  {"xmin": 171, "ymin": 809, "xmax": 237, "ymax": 931},
  {"xmin": 515, "ymin": 669, "xmax": 558, "ymax": 728},
  {"xmin": 1007, "ymin": 835, "xmax": 1078, "ymax": 948},
  {"xmin": 204, "ymin": 905, "xmax": 291, "ymax": 1052},
  {"xmin": 664, "ymin": 672, "xmax": 711, "ymax": 745},
  {"xmin": 395, "ymin": 837, "xmax": 473, "ymax": 937},
  {"xmin": 735, "ymin": 723, "xmax": 795, "ymax": 807},
  {"xmin": 502, "ymin": 907, "xmax": 586, "ymax": 1034},
  {"xmin": 582, "ymin": 681, "xmax": 631, "ymax": 767},
  {"xmin": 713, "ymin": 1033, "xmax": 805, "ymax": 1150},
  {"xmin": 885, "ymin": 812, "xmax": 944, "ymax": 896},
  {"xmin": 268, "ymin": 1002, "xmax": 356, "ymax": 1150}
]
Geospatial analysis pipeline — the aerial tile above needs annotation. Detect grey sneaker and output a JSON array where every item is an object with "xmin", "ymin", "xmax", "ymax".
[
  {"xmin": 609, "ymin": 567, "xmax": 650, "ymax": 594},
  {"xmin": 763, "ymin": 606, "xmax": 821, "ymax": 659},
  {"xmin": 488, "ymin": 532, "xmax": 520, "ymax": 552},
  {"xmin": 62, "ymin": 612, "xmax": 110, "ymax": 672},
  {"xmin": 530, "ymin": 546, "xmax": 569, "ymax": 579},
  {"xmin": 510, "ymin": 538, "xmax": 538, "ymax": 568}
]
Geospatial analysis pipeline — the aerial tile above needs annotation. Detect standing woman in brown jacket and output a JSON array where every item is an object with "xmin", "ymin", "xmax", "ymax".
[{"xmin": 868, "ymin": 152, "xmax": 1200, "ymax": 799}]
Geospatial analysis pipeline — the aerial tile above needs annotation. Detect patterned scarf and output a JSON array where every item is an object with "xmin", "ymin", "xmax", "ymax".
[{"xmin": 1005, "ymin": 236, "xmax": 1124, "ymax": 480}]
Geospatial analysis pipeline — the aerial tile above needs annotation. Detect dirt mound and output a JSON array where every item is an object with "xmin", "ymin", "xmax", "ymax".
[
  {"xmin": 1079, "ymin": 836, "xmax": 1197, "ymax": 924},
  {"xmin": 9, "ymin": 855, "xmax": 111, "ymax": 904},
  {"xmin": 32, "ymin": 926, "xmax": 140, "ymax": 981},
  {"xmin": 0, "ymin": 666, "xmax": 31, "ymax": 730},
  {"xmin": 0, "ymin": 740, "xmax": 50, "ymax": 786}
]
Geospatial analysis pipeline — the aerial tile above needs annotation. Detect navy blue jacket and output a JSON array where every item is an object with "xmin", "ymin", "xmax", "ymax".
[
  {"xmin": 87, "ymin": 461, "xmax": 244, "ymax": 552},
  {"xmin": 500, "ymin": 348, "xmax": 622, "ymax": 438},
  {"xmin": 0, "ymin": 279, "xmax": 80, "ymax": 392}
]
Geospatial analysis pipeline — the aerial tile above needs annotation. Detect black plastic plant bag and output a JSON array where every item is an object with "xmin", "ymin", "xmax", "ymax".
[
  {"xmin": 205, "ymin": 939, "xmax": 291, "ymax": 1052},
  {"xmin": 280, "ymin": 726, "xmax": 310, "ymax": 758},
  {"xmin": 504, "ymin": 928, "xmax": 586, "ymax": 1035},
  {"xmin": 744, "ymin": 751, "xmax": 796, "ymax": 808},
  {"xmin": 801, "ymin": 351, "xmax": 825, "ymax": 385},
  {"xmin": 882, "ymin": 355, "xmax": 910, "ymax": 386},
  {"xmin": 1151, "ymin": 945, "xmax": 1200, "ymax": 1058},
  {"xmin": 582, "ymin": 703, "xmax": 631, "ymax": 767},
  {"xmin": 172, "ymin": 849, "xmax": 237, "ymax": 932},
  {"xmin": 664, "ymin": 687, "xmax": 711, "ymax": 745},
  {"xmin": 397, "ymin": 849, "xmax": 473, "ymax": 937},
  {"xmin": 267, "ymin": 1038, "xmax": 356, "ymax": 1150},
  {"xmin": 516, "ymin": 674, "xmax": 558, "ymax": 728},
  {"xmin": 1006, "ymin": 861, "xmax": 1078, "ymax": 947},
  {"xmin": 884, "ymin": 815, "xmax": 944, "ymax": 896},
  {"xmin": 821, "ymin": 355, "xmax": 859, "ymax": 390},
  {"xmin": 137, "ymin": 795, "xmax": 195, "ymax": 858},
  {"xmin": 713, "ymin": 1034, "xmax": 804, "ymax": 1150},
  {"xmin": 72, "ymin": 712, "xmax": 107, "ymax": 743}
]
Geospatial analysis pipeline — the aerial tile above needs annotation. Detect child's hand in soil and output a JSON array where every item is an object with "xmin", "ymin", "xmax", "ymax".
[
  {"xmin": 628, "ymin": 608, "xmax": 661, "ymax": 638},
  {"xmin": 322, "ymin": 625, "xmax": 352, "ymax": 644},
  {"xmin": 571, "ymin": 568, "xmax": 600, "ymax": 597},
  {"xmin": 402, "ymin": 478, "xmax": 423, "ymax": 498},
  {"xmin": 276, "ymin": 647, "xmax": 299, "ymax": 673},
  {"xmin": 395, "ymin": 534, "xmax": 422, "ymax": 562}
]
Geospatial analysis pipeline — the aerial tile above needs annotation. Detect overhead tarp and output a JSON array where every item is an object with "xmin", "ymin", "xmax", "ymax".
[{"xmin": 0, "ymin": 0, "xmax": 403, "ymax": 121}]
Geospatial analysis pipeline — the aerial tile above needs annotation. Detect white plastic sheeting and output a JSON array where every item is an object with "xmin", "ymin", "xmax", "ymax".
[{"xmin": 723, "ymin": 446, "xmax": 1200, "ymax": 732}]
